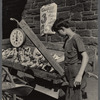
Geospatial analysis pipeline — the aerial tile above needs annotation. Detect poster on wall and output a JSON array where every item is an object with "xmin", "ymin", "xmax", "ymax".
[{"xmin": 40, "ymin": 3, "xmax": 57, "ymax": 36}]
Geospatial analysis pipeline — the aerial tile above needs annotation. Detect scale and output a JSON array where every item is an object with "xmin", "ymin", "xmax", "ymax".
[{"xmin": 10, "ymin": 28, "xmax": 25, "ymax": 47}]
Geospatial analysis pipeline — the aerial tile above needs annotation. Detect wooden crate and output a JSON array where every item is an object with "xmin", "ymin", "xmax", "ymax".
[{"xmin": 2, "ymin": 38, "xmax": 67, "ymax": 98}]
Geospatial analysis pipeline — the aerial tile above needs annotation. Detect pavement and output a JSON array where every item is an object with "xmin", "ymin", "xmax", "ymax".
[
  {"xmin": 85, "ymin": 55, "xmax": 98, "ymax": 100},
  {"xmin": 85, "ymin": 77, "xmax": 98, "ymax": 100}
]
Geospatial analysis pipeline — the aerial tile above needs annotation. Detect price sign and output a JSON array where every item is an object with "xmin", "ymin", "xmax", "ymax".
[{"xmin": 40, "ymin": 3, "xmax": 57, "ymax": 36}]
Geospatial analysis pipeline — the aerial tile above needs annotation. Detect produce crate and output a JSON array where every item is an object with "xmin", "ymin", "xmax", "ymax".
[
  {"xmin": 2, "ymin": 39, "xmax": 66, "ymax": 99},
  {"xmin": 2, "ymin": 19, "xmax": 69, "ymax": 99}
]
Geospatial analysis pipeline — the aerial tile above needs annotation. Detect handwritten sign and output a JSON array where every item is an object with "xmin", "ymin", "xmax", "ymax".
[{"xmin": 40, "ymin": 3, "xmax": 57, "ymax": 36}]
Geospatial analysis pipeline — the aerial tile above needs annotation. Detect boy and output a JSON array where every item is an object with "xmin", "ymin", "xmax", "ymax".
[{"xmin": 52, "ymin": 18, "xmax": 89, "ymax": 100}]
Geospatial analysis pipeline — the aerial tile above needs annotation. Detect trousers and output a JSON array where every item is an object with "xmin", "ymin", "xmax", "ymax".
[{"xmin": 64, "ymin": 63, "xmax": 87, "ymax": 100}]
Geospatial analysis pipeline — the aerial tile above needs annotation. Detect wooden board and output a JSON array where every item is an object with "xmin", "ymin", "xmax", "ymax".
[
  {"xmin": 18, "ymin": 19, "xmax": 64, "ymax": 77},
  {"xmin": 34, "ymin": 84, "xmax": 59, "ymax": 99},
  {"xmin": 2, "ymin": 59, "xmax": 26, "ymax": 72},
  {"xmin": 2, "ymin": 59, "xmax": 63, "ymax": 84}
]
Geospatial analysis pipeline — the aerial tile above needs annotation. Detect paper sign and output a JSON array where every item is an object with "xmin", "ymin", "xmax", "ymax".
[{"xmin": 40, "ymin": 3, "xmax": 57, "ymax": 36}]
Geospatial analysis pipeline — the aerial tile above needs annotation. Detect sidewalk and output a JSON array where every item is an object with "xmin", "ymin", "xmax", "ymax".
[
  {"xmin": 85, "ymin": 77, "xmax": 98, "ymax": 100},
  {"xmin": 85, "ymin": 56, "xmax": 98, "ymax": 100}
]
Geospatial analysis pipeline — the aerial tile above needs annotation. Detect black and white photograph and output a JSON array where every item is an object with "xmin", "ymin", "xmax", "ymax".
[{"xmin": 2, "ymin": 0, "xmax": 98, "ymax": 100}]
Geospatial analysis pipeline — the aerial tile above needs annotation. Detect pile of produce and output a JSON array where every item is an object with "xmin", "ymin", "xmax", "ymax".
[{"xmin": 2, "ymin": 47, "xmax": 60, "ymax": 73}]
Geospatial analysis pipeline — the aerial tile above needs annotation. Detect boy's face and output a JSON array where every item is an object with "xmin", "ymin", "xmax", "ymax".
[
  {"xmin": 58, "ymin": 27, "xmax": 68, "ymax": 36},
  {"xmin": 58, "ymin": 30, "xmax": 65, "ymax": 36}
]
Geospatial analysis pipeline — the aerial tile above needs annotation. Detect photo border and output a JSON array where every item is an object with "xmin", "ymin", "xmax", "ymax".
[
  {"xmin": 0, "ymin": 0, "xmax": 2, "ymax": 99},
  {"xmin": 0, "ymin": 0, "xmax": 100, "ymax": 100}
]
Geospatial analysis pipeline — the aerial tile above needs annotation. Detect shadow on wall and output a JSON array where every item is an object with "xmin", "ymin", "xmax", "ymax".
[{"xmin": 2, "ymin": 0, "xmax": 27, "ymax": 39}]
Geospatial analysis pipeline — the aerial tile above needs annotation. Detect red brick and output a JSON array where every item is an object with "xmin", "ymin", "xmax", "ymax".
[
  {"xmin": 28, "ymin": 23, "xmax": 40, "ymax": 29},
  {"xmin": 82, "ymin": 11, "xmax": 94, "ymax": 16},
  {"xmin": 32, "ymin": 28, "xmax": 40, "ymax": 34},
  {"xmin": 92, "ymin": 29, "xmax": 98, "ymax": 37},
  {"xmin": 32, "ymin": 20, "xmax": 40, "ymax": 25},
  {"xmin": 82, "ymin": 15, "xmax": 98, "ymax": 21},
  {"xmin": 36, "ymin": 0, "xmax": 45, "ymax": 2},
  {"xmin": 45, "ymin": 0, "xmax": 51, "ymax": 2},
  {"xmin": 92, "ymin": 1, "xmax": 98, "ymax": 10},
  {"xmin": 76, "ymin": 22, "xmax": 87, "ymax": 29},
  {"xmin": 23, "ymin": 16, "xmax": 33, "ymax": 23},
  {"xmin": 83, "ymin": 2, "xmax": 91, "ymax": 11},
  {"xmin": 28, "ymin": 23, "xmax": 36, "ymax": 28},
  {"xmin": 95, "ymin": 10, "xmax": 98, "ymax": 14},
  {"xmin": 66, "ymin": 0, "xmax": 75, "ymax": 6},
  {"xmin": 76, "ymin": 29, "xmax": 91, "ymax": 37},
  {"xmin": 87, "ymin": 21, "xmax": 98, "ymax": 29},
  {"xmin": 76, "ymin": 0, "xmax": 91, "ymax": 3},
  {"xmin": 71, "ymin": 12, "xmax": 81, "ymax": 21},
  {"xmin": 58, "ymin": 11, "xmax": 70, "ymax": 19},
  {"xmin": 37, "ymin": 1, "xmax": 51, "ymax": 8},
  {"xmin": 71, "ymin": 4, "xmax": 84, "ymax": 12},
  {"xmin": 92, "ymin": 0, "xmax": 98, "ymax": 1},
  {"xmin": 26, "ymin": 8, "xmax": 40, "ymax": 15},
  {"xmin": 69, "ymin": 21, "xmax": 76, "ymax": 27},
  {"xmin": 31, "ymin": 1, "xmax": 38, "ymax": 9},
  {"xmin": 34, "ymin": 15, "xmax": 40, "ymax": 21},
  {"xmin": 51, "ymin": 0, "xmax": 65, "ymax": 6},
  {"xmin": 58, "ymin": 6, "xmax": 71, "ymax": 12}
]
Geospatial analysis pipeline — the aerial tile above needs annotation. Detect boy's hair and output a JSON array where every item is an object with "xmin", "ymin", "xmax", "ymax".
[{"xmin": 52, "ymin": 18, "xmax": 69, "ymax": 32}]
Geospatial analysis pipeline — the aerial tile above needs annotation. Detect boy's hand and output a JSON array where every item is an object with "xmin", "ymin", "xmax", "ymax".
[{"xmin": 74, "ymin": 74, "xmax": 82, "ymax": 87}]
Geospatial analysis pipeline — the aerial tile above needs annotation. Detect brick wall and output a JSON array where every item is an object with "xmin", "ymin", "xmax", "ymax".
[{"xmin": 22, "ymin": 0, "xmax": 98, "ymax": 55}]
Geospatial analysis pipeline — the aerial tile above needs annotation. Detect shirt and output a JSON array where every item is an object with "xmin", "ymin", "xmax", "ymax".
[{"xmin": 63, "ymin": 34, "xmax": 86, "ymax": 65}]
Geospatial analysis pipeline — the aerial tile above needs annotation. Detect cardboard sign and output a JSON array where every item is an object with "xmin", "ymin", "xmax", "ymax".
[{"xmin": 40, "ymin": 3, "xmax": 57, "ymax": 36}]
